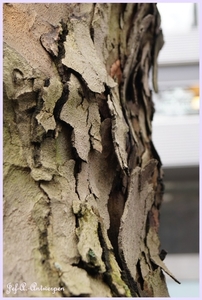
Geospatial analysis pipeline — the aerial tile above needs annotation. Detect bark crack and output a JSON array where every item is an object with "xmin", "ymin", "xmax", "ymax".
[
  {"xmin": 97, "ymin": 221, "xmax": 132, "ymax": 297},
  {"xmin": 37, "ymin": 183, "xmax": 52, "ymax": 268}
]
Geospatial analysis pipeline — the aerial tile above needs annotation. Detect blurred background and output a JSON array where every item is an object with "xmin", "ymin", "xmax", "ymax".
[{"xmin": 152, "ymin": 3, "xmax": 200, "ymax": 297}]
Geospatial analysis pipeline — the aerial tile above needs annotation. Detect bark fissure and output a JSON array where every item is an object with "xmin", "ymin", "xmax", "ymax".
[{"xmin": 97, "ymin": 218, "xmax": 131, "ymax": 297}]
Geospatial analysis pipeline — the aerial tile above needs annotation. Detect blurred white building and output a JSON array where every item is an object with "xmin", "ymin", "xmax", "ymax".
[
  {"xmin": 153, "ymin": 3, "xmax": 199, "ymax": 168},
  {"xmin": 152, "ymin": 3, "xmax": 200, "ymax": 297}
]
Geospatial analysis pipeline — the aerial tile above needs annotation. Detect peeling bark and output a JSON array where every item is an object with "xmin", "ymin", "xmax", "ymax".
[{"xmin": 3, "ymin": 3, "xmax": 177, "ymax": 297}]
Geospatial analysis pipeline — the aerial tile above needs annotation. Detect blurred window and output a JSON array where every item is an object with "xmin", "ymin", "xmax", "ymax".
[{"xmin": 153, "ymin": 86, "xmax": 199, "ymax": 116}]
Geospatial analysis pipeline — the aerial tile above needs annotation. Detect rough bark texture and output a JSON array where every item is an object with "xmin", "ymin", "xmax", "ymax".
[{"xmin": 3, "ymin": 3, "xmax": 178, "ymax": 297}]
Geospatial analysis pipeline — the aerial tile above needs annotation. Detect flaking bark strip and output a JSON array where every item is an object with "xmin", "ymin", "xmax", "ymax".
[
  {"xmin": 73, "ymin": 199, "xmax": 131, "ymax": 297},
  {"xmin": 97, "ymin": 218, "xmax": 132, "ymax": 297},
  {"xmin": 51, "ymin": 20, "xmax": 71, "ymax": 121},
  {"xmin": 146, "ymin": 227, "xmax": 181, "ymax": 284},
  {"xmin": 121, "ymin": 4, "xmax": 152, "ymax": 106},
  {"xmin": 39, "ymin": 18, "xmax": 74, "ymax": 133},
  {"xmin": 72, "ymin": 200, "xmax": 106, "ymax": 273},
  {"xmin": 118, "ymin": 165, "xmax": 154, "ymax": 280},
  {"xmin": 31, "ymin": 187, "xmax": 61, "ymax": 291},
  {"xmin": 107, "ymin": 88, "xmax": 129, "ymax": 173},
  {"xmin": 118, "ymin": 248, "xmax": 140, "ymax": 297},
  {"xmin": 60, "ymin": 73, "xmax": 91, "ymax": 162},
  {"xmin": 137, "ymin": 251, "xmax": 170, "ymax": 297},
  {"xmin": 62, "ymin": 15, "xmax": 116, "ymax": 94}
]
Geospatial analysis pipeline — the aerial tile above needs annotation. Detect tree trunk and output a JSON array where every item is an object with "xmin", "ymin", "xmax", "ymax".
[{"xmin": 3, "ymin": 3, "xmax": 178, "ymax": 297}]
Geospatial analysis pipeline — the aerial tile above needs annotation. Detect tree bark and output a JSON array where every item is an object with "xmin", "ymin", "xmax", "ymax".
[{"xmin": 3, "ymin": 3, "xmax": 178, "ymax": 297}]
